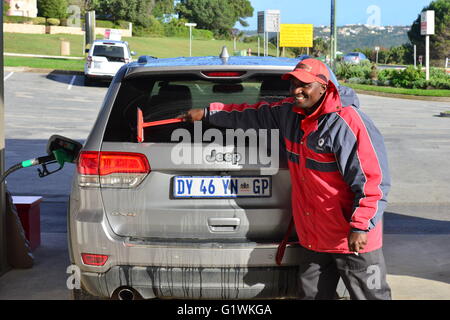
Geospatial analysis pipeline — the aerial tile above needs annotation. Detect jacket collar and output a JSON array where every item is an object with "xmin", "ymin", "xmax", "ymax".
[{"xmin": 292, "ymin": 80, "xmax": 342, "ymax": 121}]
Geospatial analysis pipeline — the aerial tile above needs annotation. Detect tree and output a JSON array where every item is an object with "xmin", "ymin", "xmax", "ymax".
[
  {"xmin": 228, "ymin": 0, "xmax": 253, "ymax": 28},
  {"xmin": 37, "ymin": 0, "xmax": 69, "ymax": 19},
  {"xmin": 312, "ymin": 38, "xmax": 329, "ymax": 57},
  {"xmin": 176, "ymin": 0, "xmax": 253, "ymax": 36},
  {"xmin": 68, "ymin": 0, "xmax": 101, "ymax": 14},
  {"xmin": 152, "ymin": 0, "xmax": 175, "ymax": 19},
  {"xmin": 408, "ymin": 0, "xmax": 450, "ymax": 66},
  {"xmin": 3, "ymin": 0, "xmax": 10, "ymax": 15},
  {"xmin": 93, "ymin": 0, "xmax": 154, "ymax": 26}
]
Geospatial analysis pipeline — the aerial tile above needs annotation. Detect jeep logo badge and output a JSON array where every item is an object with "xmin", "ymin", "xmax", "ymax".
[{"xmin": 205, "ymin": 150, "xmax": 242, "ymax": 165}]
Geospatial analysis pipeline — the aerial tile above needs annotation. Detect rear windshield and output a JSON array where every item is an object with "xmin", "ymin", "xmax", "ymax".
[
  {"xmin": 104, "ymin": 74, "xmax": 291, "ymax": 143},
  {"xmin": 93, "ymin": 45, "xmax": 125, "ymax": 60}
]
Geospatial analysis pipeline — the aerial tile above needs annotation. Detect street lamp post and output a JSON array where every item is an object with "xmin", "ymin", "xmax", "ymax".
[
  {"xmin": 421, "ymin": 10, "xmax": 435, "ymax": 81},
  {"xmin": 375, "ymin": 46, "xmax": 380, "ymax": 64},
  {"xmin": 330, "ymin": 0, "xmax": 337, "ymax": 69},
  {"xmin": 184, "ymin": 23, "xmax": 197, "ymax": 57}
]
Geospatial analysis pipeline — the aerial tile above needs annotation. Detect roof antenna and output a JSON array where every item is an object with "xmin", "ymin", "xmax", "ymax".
[{"xmin": 220, "ymin": 46, "xmax": 229, "ymax": 64}]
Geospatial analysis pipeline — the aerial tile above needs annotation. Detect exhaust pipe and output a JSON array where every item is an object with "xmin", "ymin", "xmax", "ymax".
[{"xmin": 117, "ymin": 288, "xmax": 135, "ymax": 300}]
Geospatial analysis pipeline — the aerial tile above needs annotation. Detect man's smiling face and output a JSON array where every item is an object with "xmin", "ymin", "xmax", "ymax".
[{"xmin": 290, "ymin": 78, "xmax": 327, "ymax": 112}]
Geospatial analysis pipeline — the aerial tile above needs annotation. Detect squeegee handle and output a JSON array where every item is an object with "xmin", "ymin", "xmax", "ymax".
[{"xmin": 142, "ymin": 118, "xmax": 184, "ymax": 128}]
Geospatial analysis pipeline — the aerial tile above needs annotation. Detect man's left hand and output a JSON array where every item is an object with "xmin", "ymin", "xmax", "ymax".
[{"xmin": 348, "ymin": 231, "xmax": 368, "ymax": 253}]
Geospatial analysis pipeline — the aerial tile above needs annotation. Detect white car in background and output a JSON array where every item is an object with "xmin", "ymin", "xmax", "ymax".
[{"xmin": 84, "ymin": 40, "xmax": 135, "ymax": 85}]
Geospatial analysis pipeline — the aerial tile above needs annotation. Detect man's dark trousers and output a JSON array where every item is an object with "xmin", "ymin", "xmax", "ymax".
[{"xmin": 297, "ymin": 246, "xmax": 392, "ymax": 300}]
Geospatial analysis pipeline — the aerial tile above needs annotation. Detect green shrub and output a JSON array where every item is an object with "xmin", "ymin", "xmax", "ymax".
[
  {"xmin": 163, "ymin": 18, "xmax": 189, "ymax": 37},
  {"xmin": 192, "ymin": 28, "xmax": 213, "ymax": 40},
  {"xmin": 32, "ymin": 17, "xmax": 47, "ymax": 25},
  {"xmin": 47, "ymin": 18, "xmax": 61, "ymax": 26},
  {"xmin": 162, "ymin": 18, "xmax": 213, "ymax": 40},
  {"xmin": 377, "ymin": 69, "xmax": 397, "ymax": 83},
  {"xmin": 243, "ymin": 36, "xmax": 259, "ymax": 43},
  {"xmin": 390, "ymin": 66, "xmax": 425, "ymax": 88},
  {"xmin": 133, "ymin": 16, "xmax": 165, "ymax": 37},
  {"xmin": 430, "ymin": 68, "xmax": 450, "ymax": 81},
  {"xmin": 96, "ymin": 20, "xmax": 115, "ymax": 28},
  {"xmin": 428, "ymin": 77, "xmax": 450, "ymax": 89},
  {"xmin": 335, "ymin": 61, "xmax": 372, "ymax": 80},
  {"xmin": 377, "ymin": 66, "xmax": 449, "ymax": 89},
  {"xmin": 116, "ymin": 20, "xmax": 131, "ymax": 30}
]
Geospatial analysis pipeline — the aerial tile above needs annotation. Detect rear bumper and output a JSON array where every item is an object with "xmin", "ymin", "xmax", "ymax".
[
  {"xmin": 69, "ymin": 191, "xmax": 302, "ymax": 299},
  {"xmin": 84, "ymin": 72, "xmax": 114, "ymax": 80},
  {"xmin": 70, "ymin": 216, "xmax": 302, "ymax": 270},
  {"xmin": 81, "ymin": 265, "xmax": 300, "ymax": 299}
]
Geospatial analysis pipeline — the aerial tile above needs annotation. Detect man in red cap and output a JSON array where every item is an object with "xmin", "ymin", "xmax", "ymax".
[{"xmin": 180, "ymin": 58, "xmax": 392, "ymax": 300}]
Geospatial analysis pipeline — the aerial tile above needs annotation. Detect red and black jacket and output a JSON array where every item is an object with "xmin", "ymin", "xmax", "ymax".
[{"xmin": 205, "ymin": 82, "xmax": 390, "ymax": 254}]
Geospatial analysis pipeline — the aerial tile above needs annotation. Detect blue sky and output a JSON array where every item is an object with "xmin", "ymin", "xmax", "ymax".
[{"xmin": 240, "ymin": 0, "xmax": 434, "ymax": 29}]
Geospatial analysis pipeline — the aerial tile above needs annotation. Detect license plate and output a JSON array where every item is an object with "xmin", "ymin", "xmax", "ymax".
[{"xmin": 173, "ymin": 176, "xmax": 272, "ymax": 198}]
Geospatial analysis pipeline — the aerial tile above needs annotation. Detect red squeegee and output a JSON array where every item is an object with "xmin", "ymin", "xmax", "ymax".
[{"xmin": 137, "ymin": 108, "xmax": 184, "ymax": 142}]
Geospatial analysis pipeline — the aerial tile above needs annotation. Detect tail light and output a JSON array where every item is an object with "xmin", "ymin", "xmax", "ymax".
[
  {"xmin": 77, "ymin": 151, "xmax": 150, "ymax": 188},
  {"xmin": 87, "ymin": 56, "xmax": 93, "ymax": 68},
  {"xmin": 81, "ymin": 253, "xmax": 108, "ymax": 266},
  {"xmin": 202, "ymin": 71, "xmax": 246, "ymax": 77}
]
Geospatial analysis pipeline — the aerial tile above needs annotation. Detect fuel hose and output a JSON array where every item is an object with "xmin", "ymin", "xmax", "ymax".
[{"xmin": 0, "ymin": 154, "xmax": 55, "ymax": 184}]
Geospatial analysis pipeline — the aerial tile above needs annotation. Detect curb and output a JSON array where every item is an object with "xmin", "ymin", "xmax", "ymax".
[
  {"xmin": 352, "ymin": 89, "xmax": 450, "ymax": 103},
  {"xmin": 5, "ymin": 52, "xmax": 84, "ymax": 60}
]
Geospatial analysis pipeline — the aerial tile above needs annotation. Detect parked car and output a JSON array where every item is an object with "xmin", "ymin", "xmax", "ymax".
[
  {"xmin": 296, "ymin": 54, "xmax": 311, "ymax": 61},
  {"xmin": 342, "ymin": 52, "xmax": 368, "ymax": 64},
  {"xmin": 69, "ymin": 50, "xmax": 358, "ymax": 300},
  {"xmin": 84, "ymin": 40, "xmax": 135, "ymax": 85}
]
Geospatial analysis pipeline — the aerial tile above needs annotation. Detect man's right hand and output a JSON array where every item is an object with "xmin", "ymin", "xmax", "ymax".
[{"xmin": 178, "ymin": 109, "xmax": 205, "ymax": 122}]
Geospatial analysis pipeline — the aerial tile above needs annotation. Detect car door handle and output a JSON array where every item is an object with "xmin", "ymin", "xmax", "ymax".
[{"xmin": 208, "ymin": 218, "xmax": 240, "ymax": 232}]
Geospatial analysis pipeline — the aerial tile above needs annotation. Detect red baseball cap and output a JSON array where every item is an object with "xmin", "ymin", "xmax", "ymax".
[{"xmin": 281, "ymin": 58, "xmax": 330, "ymax": 85}]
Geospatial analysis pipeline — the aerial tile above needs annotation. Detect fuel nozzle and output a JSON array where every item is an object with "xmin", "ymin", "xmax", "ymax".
[{"xmin": 0, "ymin": 135, "xmax": 83, "ymax": 183}]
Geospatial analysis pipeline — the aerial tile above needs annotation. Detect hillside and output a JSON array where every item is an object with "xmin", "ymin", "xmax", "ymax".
[
  {"xmin": 316, "ymin": 25, "xmax": 410, "ymax": 52},
  {"xmin": 244, "ymin": 25, "xmax": 411, "ymax": 53}
]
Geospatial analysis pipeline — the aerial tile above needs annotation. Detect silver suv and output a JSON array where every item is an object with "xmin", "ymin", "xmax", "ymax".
[{"xmin": 69, "ymin": 51, "xmax": 354, "ymax": 300}]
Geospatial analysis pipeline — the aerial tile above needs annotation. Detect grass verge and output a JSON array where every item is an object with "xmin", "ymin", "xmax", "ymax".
[
  {"xmin": 341, "ymin": 82, "xmax": 450, "ymax": 97},
  {"xmin": 4, "ymin": 32, "xmax": 279, "ymax": 59},
  {"xmin": 5, "ymin": 56, "xmax": 85, "ymax": 71}
]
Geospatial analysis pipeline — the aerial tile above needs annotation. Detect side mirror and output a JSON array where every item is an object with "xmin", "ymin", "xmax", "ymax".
[
  {"xmin": 46, "ymin": 135, "xmax": 83, "ymax": 165},
  {"xmin": 85, "ymin": 48, "xmax": 90, "ymax": 53},
  {"xmin": 131, "ymin": 51, "xmax": 137, "ymax": 56}
]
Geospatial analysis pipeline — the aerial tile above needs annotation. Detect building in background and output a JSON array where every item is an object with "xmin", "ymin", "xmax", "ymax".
[{"xmin": 6, "ymin": 0, "xmax": 38, "ymax": 18}]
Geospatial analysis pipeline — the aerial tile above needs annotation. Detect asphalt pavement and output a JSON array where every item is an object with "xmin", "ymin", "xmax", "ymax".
[{"xmin": 0, "ymin": 69, "xmax": 449, "ymax": 300}]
